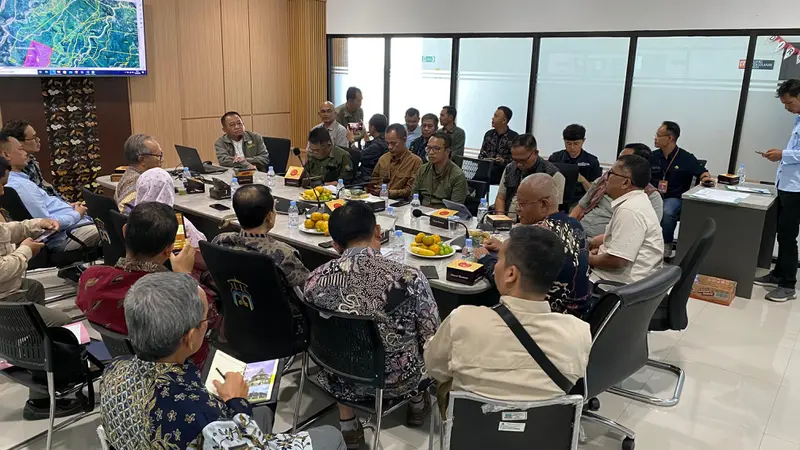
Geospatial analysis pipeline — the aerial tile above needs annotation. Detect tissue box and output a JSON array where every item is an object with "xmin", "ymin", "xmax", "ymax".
[
  {"xmin": 690, "ymin": 274, "xmax": 737, "ymax": 306},
  {"xmin": 486, "ymin": 214, "xmax": 514, "ymax": 231},
  {"xmin": 284, "ymin": 166, "xmax": 304, "ymax": 187},
  {"xmin": 429, "ymin": 209, "xmax": 458, "ymax": 229},
  {"xmin": 446, "ymin": 259, "xmax": 485, "ymax": 285},
  {"xmin": 717, "ymin": 174, "xmax": 740, "ymax": 185}
]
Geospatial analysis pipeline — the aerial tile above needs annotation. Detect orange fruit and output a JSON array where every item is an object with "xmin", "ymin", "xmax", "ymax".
[
  {"xmin": 415, "ymin": 233, "xmax": 425, "ymax": 244},
  {"xmin": 432, "ymin": 234, "xmax": 441, "ymax": 244},
  {"xmin": 422, "ymin": 236, "xmax": 434, "ymax": 246}
]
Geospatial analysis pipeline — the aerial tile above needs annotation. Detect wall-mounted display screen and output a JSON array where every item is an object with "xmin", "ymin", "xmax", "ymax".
[{"xmin": 0, "ymin": 0, "xmax": 146, "ymax": 76}]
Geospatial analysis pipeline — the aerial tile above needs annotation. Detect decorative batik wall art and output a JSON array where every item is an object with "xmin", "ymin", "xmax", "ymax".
[{"xmin": 41, "ymin": 78, "xmax": 102, "ymax": 202}]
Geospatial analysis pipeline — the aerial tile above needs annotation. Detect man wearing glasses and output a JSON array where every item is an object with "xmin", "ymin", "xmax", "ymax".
[
  {"xmin": 412, "ymin": 132, "xmax": 468, "ymax": 208},
  {"xmin": 115, "ymin": 134, "xmax": 164, "ymax": 213},
  {"xmin": 589, "ymin": 154, "xmax": 664, "ymax": 284},
  {"xmin": 2, "ymin": 119, "xmax": 66, "ymax": 201},
  {"xmin": 494, "ymin": 133, "xmax": 564, "ymax": 218}
]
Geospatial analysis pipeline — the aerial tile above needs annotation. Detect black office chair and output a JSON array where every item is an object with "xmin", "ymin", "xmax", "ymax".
[
  {"xmin": 198, "ymin": 241, "xmax": 312, "ymax": 431},
  {"xmin": 82, "ymin": 188, "xmax": 125, "ymax": 266},
  {"xmin": 0, "ymin": 186, "xmax": 100, "ymax": 271},
  {"xmin": 454, "ymin": 155, "xmax": 492, "ymax": 184},
  {"xmin": 108, "ymin": 209, "xmax": 128, "ymax": 254},
  {"xmin": 604, "ymin": 218, "xmax": 714, "ymax": 409},
  {"xmin": 577, "ymin": 266, "xmax": 682, "ymax": 450},
  {"xmin": 551, "ymin": 162, "xmax": 579, "ymax": 212},
  {"xmin": 263, "ymin": 136, "xmax": 291, "ymax": 175},
  {"xmin": 87, "ymin": 321, "xmax": 134, "ymax": 359},
  {"xmin": 0, "ymin": 302, "xmax": 104, "ymax": 450},
  {"xmin": 443, "ymin": 391, "xmax": 583, "ymax": 450},
  {"xmin": 465, "ymin": 180, "xmax": 489, "ymax": 215},
  {"xmin": 301, "ymin": 299, "xmax": 435, "ymax": 450}
]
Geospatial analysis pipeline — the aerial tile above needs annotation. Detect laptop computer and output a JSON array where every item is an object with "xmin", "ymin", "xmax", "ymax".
[{"xmin": 175, "ymin": 145, "xmax": 228, "ymax": 174}]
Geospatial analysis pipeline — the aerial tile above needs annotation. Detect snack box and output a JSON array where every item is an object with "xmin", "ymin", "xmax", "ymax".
[
  {"xmin": 486, "ymin": 214, "xmax": 513, "ymax": 231},
  {"xmin": 446, "ymin": 259, "xmax": 485, "ymax": 285},
  {"xmin": 430, "ymin": 209, "xmax": 459, "ymax": 229}
]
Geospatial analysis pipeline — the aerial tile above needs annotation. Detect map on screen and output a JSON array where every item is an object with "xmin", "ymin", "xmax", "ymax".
[{"xmin": 0, "ymin": 0, "xmax": 146, "ymax": 76}]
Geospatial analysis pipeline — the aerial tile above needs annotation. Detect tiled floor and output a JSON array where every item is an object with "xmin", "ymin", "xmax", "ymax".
[{"xmin": 5, "ymin": 270, "xmax": 800, "ymax": 449}]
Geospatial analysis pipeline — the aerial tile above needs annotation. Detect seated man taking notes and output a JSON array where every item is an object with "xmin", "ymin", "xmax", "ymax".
[
  {"xmin": 412, "ymin": 132, "xmax": 468, "ymax": 208},
  {"xmin": 370, "ymin": 123, "xmax": 422, "ymax": 199},
  {"xmin": 589, "ymin": 155, "xmax": 664, "ymax": 284},
  {"xmin": 305, "ymin": 127, "xmax": 355, "ymax": 184},
  {"xmin": 425, "ymin": 226, "xmax": 591, "ymax": 402},
  {"xmin": 214, "ymin": 111, "xmax": 270, "ymax": 172}
]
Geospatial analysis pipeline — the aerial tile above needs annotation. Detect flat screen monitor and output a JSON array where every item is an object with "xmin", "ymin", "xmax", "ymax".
[{"xmin": 0, "ymin": 0, "xmax": 146, "ymax": 77}]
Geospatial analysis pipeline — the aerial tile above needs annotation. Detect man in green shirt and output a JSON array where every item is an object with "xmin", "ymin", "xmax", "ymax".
[
  {"xmin": 440, "ymin": 105, "xmax": 466, "ymax": 164},
  {"xmin": 336, "ymin": 87, "xmax": 365, "ymax": 143},
  {"xmin": 305, "ymin": 127, "xmax": 355, "ymax": 184},
  {"xmin": 413, "ymin": 131, "xmax": 468, "ymax": 208}
]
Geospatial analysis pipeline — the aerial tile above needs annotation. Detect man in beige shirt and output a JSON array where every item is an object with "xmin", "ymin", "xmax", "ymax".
[
  {"xmin": 589, "ymin": 154, "xmax": 664, "ymax": 284},
  {"xmin": 425, "ymin": 226, "xmax": 591, "ymax": 402}
]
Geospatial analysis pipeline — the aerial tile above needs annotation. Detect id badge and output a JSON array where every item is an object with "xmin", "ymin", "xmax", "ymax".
[{"xmin": 658, "ymin": 180, "xmax": 668, "ymax": 194}]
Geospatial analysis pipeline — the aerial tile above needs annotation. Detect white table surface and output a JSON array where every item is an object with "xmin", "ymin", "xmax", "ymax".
[
  {"xmin": 97, "ymin": 170, "xmax": 494, "ymax": 295},
  {"xmin": 682, "ymin": 182, "xmax": 777, "ymax": 211}
]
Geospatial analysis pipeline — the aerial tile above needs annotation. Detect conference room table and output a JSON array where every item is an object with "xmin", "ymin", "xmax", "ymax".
[
  {"xmin": 678, "ymin": 182, "xmax": 778, "ymax": 299},
  {"xmin": 97, "ymin": 170, "xmax": 497, "ymax": 317}
]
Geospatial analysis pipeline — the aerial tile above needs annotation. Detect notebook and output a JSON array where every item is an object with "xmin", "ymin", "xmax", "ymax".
[{"xmin": 202, "ymin": 349, "xmax": 282, "ymax": 404}]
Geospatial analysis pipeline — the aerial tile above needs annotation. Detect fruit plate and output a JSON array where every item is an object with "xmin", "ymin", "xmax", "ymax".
[
  {"xmin": 299, "ymin": 193, "xmax": 333, "ymax": 202},
  {"xmin": 299, "ymin": 226, "xmax": 326, "ymax": 235},
  {"xmin": 407, "ymin": 248, "xmax": 457, "ymax": 259}
]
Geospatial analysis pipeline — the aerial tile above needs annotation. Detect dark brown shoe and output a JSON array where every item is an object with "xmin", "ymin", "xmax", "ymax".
[
  {"xmin": 342, "ymin": 421, "xmax": 364, "ymax": 449},
  {"xmin": 406, "ymin": 392, "xmax": 431, "ymax": 427}
]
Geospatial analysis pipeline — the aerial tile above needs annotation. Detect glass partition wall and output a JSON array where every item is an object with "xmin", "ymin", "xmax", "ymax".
[{"xmin": 330, "ymin": 30, "xmax": 800, "ymax": 183}]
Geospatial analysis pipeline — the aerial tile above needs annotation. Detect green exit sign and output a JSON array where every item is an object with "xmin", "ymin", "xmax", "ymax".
[{"xmin": 422, "ymin": 56, "xmax": 436, "ymax": 63}]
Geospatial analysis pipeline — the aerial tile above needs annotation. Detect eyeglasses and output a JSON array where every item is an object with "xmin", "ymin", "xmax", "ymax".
[
  {"xmin": 608, "ymin": 170, "xmax": 631, "ymax": 180},
  {"xmin": 517, "ymin": 196, "xmax": 550, "ymax": 209},
  {"xmin": 23, "ymin": 136, "xmax": 40, "ymax": 142},
  {"xmin": 142, "ymin": 153, "xmax": 164, "ymax": 161},
  {"xmin": 512, "ymin": 152, "xmax": 534, "ymax": 165},
  {"xmin": 426, "ymin": 145, "xmax": 445, "ymax": 154},
  {"xmin": 654, "ymin": 133, "xmax": 671, "ymax": 139},
  {"xmin": 199, "ymin": 309, "xmax": 219, "ymax": 327}
]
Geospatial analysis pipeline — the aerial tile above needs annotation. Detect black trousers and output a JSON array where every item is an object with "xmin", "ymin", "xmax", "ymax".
[{"xmin": 774, "ymin": 190, "xmax": 800, "ymax": 288}]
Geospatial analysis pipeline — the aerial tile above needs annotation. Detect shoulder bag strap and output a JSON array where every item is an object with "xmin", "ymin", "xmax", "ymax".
[{"xmin": 493, "ymin": 303, "xmax": 574, "ymax": 393}]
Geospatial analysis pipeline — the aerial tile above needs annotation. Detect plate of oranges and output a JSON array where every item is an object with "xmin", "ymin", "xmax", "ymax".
[
  {"xmin": 301, "ymin": 212, "xmax": 330, "ymax": 235},
  {"xmin": 408, "ymin": 233, "xmax": 455, "ymax": 258}
]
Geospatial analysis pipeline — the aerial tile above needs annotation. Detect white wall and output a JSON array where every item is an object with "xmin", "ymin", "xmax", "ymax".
[{"xmin": 328, "ymin": 0, "xmax": 794, "ymax": 35}]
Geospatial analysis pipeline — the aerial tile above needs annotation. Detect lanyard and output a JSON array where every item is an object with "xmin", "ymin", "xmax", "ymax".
[{"xmin": 661, "ymin": 148, "xmax": 680, "ymax": 181}]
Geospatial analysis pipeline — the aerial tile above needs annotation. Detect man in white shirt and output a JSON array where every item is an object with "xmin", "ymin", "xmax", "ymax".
[
  {"xmin": 311, "ymin": 101, "xmax": 353, "ymax": 149},
  {"xmin": 589, "ymin": 154, "xmax": 664, "ymax": 284},
  {"xmin": 425, "ymin": 226, "xmax": 591, "ymax": 402}
]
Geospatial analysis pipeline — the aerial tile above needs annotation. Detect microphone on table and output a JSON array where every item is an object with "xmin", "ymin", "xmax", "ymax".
[{"xmin": 412, "ymin": 209, "xmax": 470, "ymax": 241}]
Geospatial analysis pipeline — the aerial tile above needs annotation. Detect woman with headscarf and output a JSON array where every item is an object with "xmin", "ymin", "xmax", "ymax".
[{"xmin": 134, "ymin": 167, "xmax": 207, "ymax": 246}]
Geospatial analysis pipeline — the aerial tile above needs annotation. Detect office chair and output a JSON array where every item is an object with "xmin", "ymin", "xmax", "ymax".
[
  {"xmin": 81, "ymin": 188, "xmax": 125, "ymax": 266},
  {"xmin": 442, "ymin": 391, "xmax": 583, "ymax": 450},
  {"xmin": 263, "ymin": 136, "xmax": 291, "ymax": 175},
  {"xmin": 576, "ymin": 266, "xmax": 682, "ymax": 450},
  {"xmin": 466, "ymin": 180, "xmax": 489, "ymax": 215},
  {"xmin": 88, "ymin": 321, "xmax": 134, "ymax": 359},
  {"xmin": 453, "ymin": 156, "xmax": 492, "ymax": 184}
]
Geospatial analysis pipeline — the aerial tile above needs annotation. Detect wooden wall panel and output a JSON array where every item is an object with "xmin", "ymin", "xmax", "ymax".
[
  {"xmin": 249, "ymin": 0, "xmax": 291, "ymax": 115},
  {"xmin": 129, "ymin": 0, "xmax": 183, "ymax": 169},
  {"xmin": 221, "ymin": 0, "xmax": 253, "ymax": 115},
  {"xmin": 182, "ymin": 118, "xmax": 225, "ymax": 163},
  {"xmin": 177, "ymin": 0, "xmax": 225, "ymax": 119},
  {"xmin": 289, "ymin": 0, "xmax": 327, "ymax": 147}
]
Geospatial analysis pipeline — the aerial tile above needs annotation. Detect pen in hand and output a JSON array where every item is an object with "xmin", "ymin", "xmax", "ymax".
[{"xmin": 216, "ymin": 368, "xmax": 226, "ymax": 379}]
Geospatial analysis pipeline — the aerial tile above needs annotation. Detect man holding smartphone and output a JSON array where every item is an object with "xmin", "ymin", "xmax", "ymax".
[{"xmin": 755, "ymin": 79, "xmax": 800, "ymax": 302}]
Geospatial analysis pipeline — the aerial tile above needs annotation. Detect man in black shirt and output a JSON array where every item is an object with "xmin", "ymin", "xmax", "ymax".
[
  {"xmin": 479, "ymin": 106, "xmax": 519, "ymax": 184},
  {"xmin": 649, "ymin": 121, "xmax": 713, "ymax": 249},
  {"xmin": 548, "ymin": 124, "xmax": 602, "ymax": 207},
  {"xmin": 409, "ymin": 113, "xmax": 438, "ymax": 163},
  {"xmin": 358, "ymin": 114, "xmax": 389, "ymax": 182}
]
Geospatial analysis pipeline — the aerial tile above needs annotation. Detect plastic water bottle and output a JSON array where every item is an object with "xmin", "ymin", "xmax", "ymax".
[
  {"xmin": 267, "ymin": 166, "xmax": 275, "ymax": 187},
  {"xmin": 462, "ymin": 238, "xmax": 474, "ymax": 261},
  {"xmin": 288, "ymin": 201, "xmax": 300, "ymax": 230},
  {"xmin": 410, "ymin": 193, "xmax": 421, "ymax": 209},
  {"xmin": 380, "ymin": 184, "xmax": 389, "ymax": 209},
  {"xmin": 182, "ymin": 167, "xmax": 191, "ymax": 180},
  {"xmin": 393, "ymin": 230, "xmax": 405, "ymax": 263},
  {"xmin": 737, "ymin": 164, "xmax": 746, "ymax": 183},
  {"xmin": 230, "ymin": 177, "xmax": 239, "ymax": 197},
  {"xmin": 337, "ymin": 178, "xmax": 345, "ymax": 192},
  {"xmin": 477, "ymin": 198, "xmax": 489, "ymax": 223}
]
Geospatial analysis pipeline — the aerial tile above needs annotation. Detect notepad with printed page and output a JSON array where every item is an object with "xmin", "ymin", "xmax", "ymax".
[{"xmin": 202, "ymin": 349, "xmax": 281, "ymax": 404}]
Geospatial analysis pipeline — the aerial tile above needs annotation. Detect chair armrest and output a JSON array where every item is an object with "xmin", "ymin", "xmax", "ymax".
[
  {"xmin": 591, "ymin": 279, "xmax": 626, "ymax": 300},
  {"xmin": 65, "ymin": 222, "xmax": 96, "ymax": 250}
]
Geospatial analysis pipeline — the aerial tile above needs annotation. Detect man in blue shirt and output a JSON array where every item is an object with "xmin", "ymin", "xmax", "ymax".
[
  {"xmin": 0, "ymin": 134, "xmax": 99, "ymax": 252},
  {"xmin": 755, "ymin": 79, "xmax": 800, "ymax": 302}
]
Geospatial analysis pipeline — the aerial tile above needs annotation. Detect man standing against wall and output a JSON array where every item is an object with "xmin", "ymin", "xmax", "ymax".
[
  {"xmin": 756, "ymin": 79, "xmax": 800, "ymax": 302},
  {"xmin": 336, "ymin": 87, "xmax": 365, "ymax": 143},
  {"xmin": 548, "ymin": 124, "xmax": 602, "ymax": 207},
  {"xmin": 439, "ymin": 106, "xmax": 466, "ymax": 163},
  {"xmin": 409, "ymin": 113, "xmax": 439, "ymax": 163},
  {"xmin": 405, "ymin": 108, "xmax": 421, "ymax": 147},
  {"xmin": 480, "ymin": 106, "xmax": 519, "ymax": 184}
]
